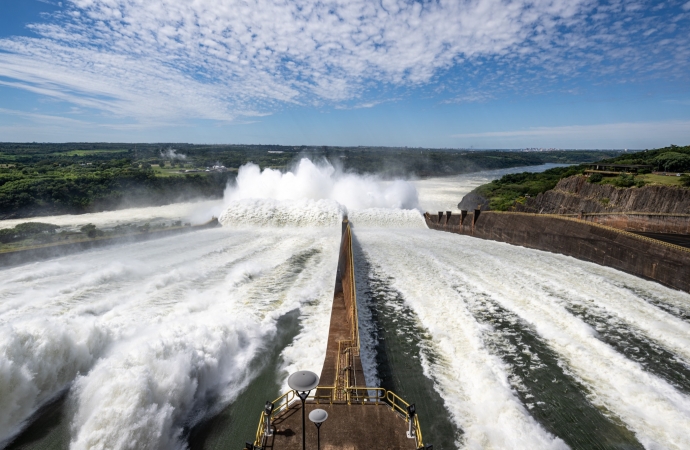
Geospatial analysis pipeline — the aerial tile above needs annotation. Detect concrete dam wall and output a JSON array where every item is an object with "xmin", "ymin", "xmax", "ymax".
[
  {"xmin": 425, "ymin": 210, "xmax": 690, "ymax": 294},
  {"xmin": 578, "ymin": 213, "xmax": 690, "ymax": 235}
]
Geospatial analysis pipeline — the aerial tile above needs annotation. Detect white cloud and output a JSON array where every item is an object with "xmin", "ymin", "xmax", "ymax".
[
  {"xmin": 451, "ymin": 120, "xmax": 690, "ymax": 148},
  {"xmin": 0, "ymin": 0, "xmax": 687, "ymax": 125}
]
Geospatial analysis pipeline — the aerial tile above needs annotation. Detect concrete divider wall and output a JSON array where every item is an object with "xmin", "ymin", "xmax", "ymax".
[
  {"xmin": 337, "ymin": 220, "xmax": 358, "ymax": 347},
  {"xmin": 319, "ymin": 220, "xmax": 364, "ymax": 394},
  {"xmin": 425, "ymin": 211, "xmax": 690, "ymax": 293}
]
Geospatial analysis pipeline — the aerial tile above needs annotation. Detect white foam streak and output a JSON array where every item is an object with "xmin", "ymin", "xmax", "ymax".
[
  {"xmin": 0, "ymin": 227, "xmax": 340, "ymax": 447},
  {"xmin": 219, "ymin": 198, "xmax": 345, "ymax": 228},
  {"xmin": 0, "ymin": 200, "xmax": 222, "ymax": 231},
  {"xmin": 354, "ymin": 229, "xmax": 566, "ymax": 449},
  {"xmin": 0, "ymin": 320, "xmax": 109, "ymax": 444},
  {"xmin": 70, "ymin": 320, "xmax": 261, "ymax": 450},
  {"xmin": 355, "ymin": 228, "xmax": 690, "ymax": 449}
]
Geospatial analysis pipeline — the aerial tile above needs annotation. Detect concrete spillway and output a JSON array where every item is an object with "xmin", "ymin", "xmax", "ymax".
[
  {"xmin": 353, "ymin": 223, "xmax": 690, "ymax": 449},
  {"xmin": 3, "ymin": 164, "xmax": 690, "ymax": 449},
  {"xmin": 250, "ymin": 221, "xmax": 424, "ymax": 449}
]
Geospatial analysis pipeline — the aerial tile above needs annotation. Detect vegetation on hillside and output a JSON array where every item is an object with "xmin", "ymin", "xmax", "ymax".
[
  {"xmin": 469, "ymin": 145, "xmax": 690, "ymax": 211},
  {"xmin": 0, "ymin": 158, "xmax": 230, "ymax": 219},
  {"xmin": 598, "ymin": 144, "xmax": 690, "ymax": 172},
  {"xmin": 474, "ymin": 166, "xmax": 584, "ymax": 211},
  {"xmin": 0, "ymin": 222, "xmax": 59, "ymax": 244},
  {"xmin": 0, "ymin": 143, "xmax": 621, "ymax": 219}
]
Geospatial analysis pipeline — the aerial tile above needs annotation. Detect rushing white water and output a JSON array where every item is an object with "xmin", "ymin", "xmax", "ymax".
[
  {"xmin": 5, "ymin": 158, "xmax": 689, "ymax": 449},
  {"xmin": 352, "ymin": 224, "xmax": 690, "ymax": 449},
  {"xmin": 349, "ymin": 208, "xmax": 427, "ymax": 229},
  {"xmin": 0, "ymin": 200, "xmax": 223, "ymax": 232},
  {"xmin": 0, "ymin": 226, "xmax": 340, "ymax": 448}
]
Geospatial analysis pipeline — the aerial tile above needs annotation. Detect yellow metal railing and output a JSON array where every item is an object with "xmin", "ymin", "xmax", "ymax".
[
  {"xmin": 332, "ymin": 223, "xmax": 361, "ymax": 400},
  {"xmin": 253, "ymin": 386, "xmax": 425, "ymax": 449},
  {"xmin": 252, "ymin": 221, "xmax": 425, "ymax": 448},
  {"xmin": 345, "ymin": 224, "xmax": 360, "ymax": 353}
]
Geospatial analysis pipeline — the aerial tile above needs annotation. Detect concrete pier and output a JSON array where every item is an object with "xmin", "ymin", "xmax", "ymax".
[
  {"xmin": 261, "ymin": 402, "xmax": 412, "ymax": 449},
  {"xmin": 251, "ymin": 221, "xmax": 424, "ymax": 449}
]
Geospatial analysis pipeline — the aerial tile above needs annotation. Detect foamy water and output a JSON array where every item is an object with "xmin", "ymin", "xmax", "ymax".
[
  {"xmin": 219, "ymin": 198, "xmax": 346, "ymax": 228},
  {"xmin": 352, "ymin": 225, "xmax": 690, "ymax": 449},
  {"xmin": 0, "ymin": 226, "xmax": 339, "ymax": 447},
  {"xmin": 6, "ymin": 159, "xmax": 684, "ymax": 449}
]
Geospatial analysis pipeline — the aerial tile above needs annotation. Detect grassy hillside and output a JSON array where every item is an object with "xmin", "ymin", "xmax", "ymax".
[
  {"xmin": 598, "ymin": 144, "xmax": 690, "ymax": 172},
  {"xmin": 470, "ymin": 145, "xmax": 690, "ymax": 211},
  {"xmin": 0, "ymin": 143, "xmax": 621, "ymax": 219}
]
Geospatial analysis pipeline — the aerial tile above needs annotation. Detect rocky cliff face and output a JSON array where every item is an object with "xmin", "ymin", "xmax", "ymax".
[
  {"xmin": 457, "ymin": 191, "xmax": 490, "ymax": 211},
  {"xmin": 517, "ymin": 176, "xmax": 690, "ymax": 214}
]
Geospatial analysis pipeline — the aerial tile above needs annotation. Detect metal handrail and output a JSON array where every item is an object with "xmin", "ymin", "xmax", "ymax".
[
  {"xmin": 252, "ymin": 222, "xmax": 425, "ymax": 448},
  {"xmin": 253, "ymin": 411, "xmax": 265, "ymax": 446},
  {"xmin": 346, "ymin": 225, "xmax": 360, "ymax": 352},
  {"xmin": 386, "ymin": 390, "xmax": 411, "ymax": 416},
  {"xmin": 253, "ymin": 386, "xmax": 425, "ymax": 448},
  {"xmin": 347, "ymin": 386, "xmax": 386, "ymax": 404}
]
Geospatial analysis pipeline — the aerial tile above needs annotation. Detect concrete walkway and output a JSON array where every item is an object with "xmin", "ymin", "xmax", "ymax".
[{"xmin": 263, "ymin": 402, "xmax": 414, "ymax": 450}]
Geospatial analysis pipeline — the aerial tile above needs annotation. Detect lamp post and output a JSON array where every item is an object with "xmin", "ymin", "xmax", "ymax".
[
  {"xmin": 309, "ymin": 409, "xmax": 328, "ymax": 450},
  {"xmin": 264, "ymin": 401, "xmax": 274, "ymax": 437},
  {"xmin": 406, "ymin": 403, "xmax": 416, "ymax": 439},
  {"xmin": 288, "ymin": 370, "xmax": 320, "ymax": 450}
]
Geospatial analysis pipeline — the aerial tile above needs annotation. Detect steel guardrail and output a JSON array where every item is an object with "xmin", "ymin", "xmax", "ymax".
[
  {"xmin": 253, "ymin": 386, "xmax": 425, "ymax": 449},
  {"xmin": 252, "ymin": 223, "xmax": 425, "ymax": 448}
]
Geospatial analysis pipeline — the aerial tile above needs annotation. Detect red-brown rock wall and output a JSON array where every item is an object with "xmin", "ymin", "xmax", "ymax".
[{"xmin": 518, "ymin": 176, "xmax": 690, "ymax": 214}]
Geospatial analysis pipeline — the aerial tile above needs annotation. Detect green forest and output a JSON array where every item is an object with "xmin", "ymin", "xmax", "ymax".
[
  {"xmin": 598, "ymin": 144, "xmax": 690, "ymax": 172},
  {"xmin": 0, "ymin": 143, "xmax": 621, "ymax": 219},
  {"xmin": 471, "ymin": 145, "xmax": 690, "ymax": 211}
]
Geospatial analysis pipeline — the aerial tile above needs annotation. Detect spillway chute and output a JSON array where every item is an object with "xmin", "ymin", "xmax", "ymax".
[{"xmin": 218, "ymin": 199, "xmax": 346, "ymax": 228}]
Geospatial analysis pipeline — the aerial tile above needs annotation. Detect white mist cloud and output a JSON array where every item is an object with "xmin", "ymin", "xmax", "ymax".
[
  {"xmin": 225, "ymin": 158, "xmax": 419, "ymax": 211},
  {"xmin": 160, "ymin": 148, "xmax": 187, "ymax": 160}
]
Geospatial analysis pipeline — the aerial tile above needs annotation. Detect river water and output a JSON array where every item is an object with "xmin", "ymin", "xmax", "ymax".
[{"xmin": 1, "ymin": 163, "xmax": 689, "ymax": 449}]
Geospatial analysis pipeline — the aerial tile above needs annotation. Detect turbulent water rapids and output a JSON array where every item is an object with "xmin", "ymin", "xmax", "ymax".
[{"xmin": 1, "ymin": 163, "xmax": 689, "ymax": 449}]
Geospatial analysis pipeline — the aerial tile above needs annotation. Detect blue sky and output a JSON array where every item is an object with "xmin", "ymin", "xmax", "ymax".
[{"xmin": 0, "ymin": 0, "xmax": 689, "ymax": 149}]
